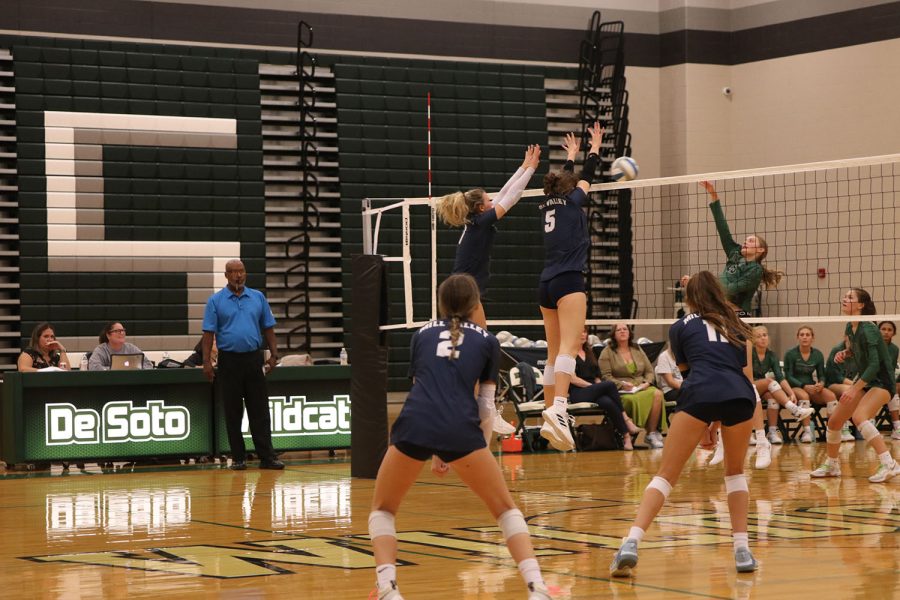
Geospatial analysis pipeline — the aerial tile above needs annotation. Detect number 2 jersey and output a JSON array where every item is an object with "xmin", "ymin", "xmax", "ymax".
[
  {"xmin": 390, "ymin": 319, "xmax": 501, "ymax": 452},
  {"xmin": 539, "ymin": 187, "xmax": 589, "ymax": 282},
  {"xmin": 669, "ymin": 313, "xmax": 755, "ymax": 409}
]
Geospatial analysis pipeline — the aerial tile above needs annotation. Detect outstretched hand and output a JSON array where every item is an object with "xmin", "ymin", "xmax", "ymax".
[
  {"xmin": 700, "ymin": 180, "xmax": 718, "ymax": 200},
  {"xmin": 587, "ymin": 120, "xmax": 602, "ymax": 154},
  {"xmin": 562, "ymin": 132, "xmax": 579, "ymax": 162},
  {"xmin": 528, "ymin": 144, "xmax": 541, "ymax": 169}
]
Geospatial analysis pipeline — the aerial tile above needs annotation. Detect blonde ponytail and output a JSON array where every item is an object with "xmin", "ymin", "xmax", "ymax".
[{"xmin": 436, "ymin": 192, "xmax": 470, "ymax": 227}]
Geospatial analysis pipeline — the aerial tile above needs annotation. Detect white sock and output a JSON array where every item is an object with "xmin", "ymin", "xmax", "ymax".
[
  {"xmin": 805, "ymin": 426, "xmax": 813, "ymax": 435},
  {"xmin": 878, "ymin": 451, "xmax": 894, "ymax": 467},
  {"xmin": 893, "ymin": 420, "xmax": 900, "ymax": 431},
  {"xmin": 732, "ymin": 532, "xmax": 749, "ymax": 552},
  {"xmin": 768, "ymin": 426, "xmax": 778, "ymax": 434},
  {"xmin": 627, "ymin": 526, "xmax": 645, "ymax": 543},
  {"xmin": 786, "ymin": 401, "xmax": 799, "ymax": 414},
  {"xmin": 375, "ymin": 564, "xmax": 396, "ymax": 589},
  {"xmin": 755, "ymin": 430, "xmax": 767, "ymax": 442},
  {"xmin": 517, "ymin": 558, "xmax": 543, "ymax": 587},
  {"xmin": 824, "ymin": 456, "xmax": 838, "ymax": 467},
  {"xmin": 553, "ymin": 396, "xmax": 568, "ymax": 412}
]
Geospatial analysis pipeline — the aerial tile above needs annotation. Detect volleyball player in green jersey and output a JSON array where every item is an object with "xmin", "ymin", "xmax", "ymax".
[
  {"xmin": 701, "ymin": 181, "xmax": 783, "ymax": 315},
  {"xmin": 877, "ymin": 321, "xmax": 900, "ymax": 439},
  {"xmin": 783, "ymin": 326, "xmax": 836, "ymax": 443},
  {"xmin": 812, "ymin": 288, "xmax": 900, "ymax": 483},
  {"xmin": 752, "ymin": 326, "xmax": 814, "ymax": 444},
  {"xmin": 824, "ymin": 341, "xmax": 857, "ymax": 441}
]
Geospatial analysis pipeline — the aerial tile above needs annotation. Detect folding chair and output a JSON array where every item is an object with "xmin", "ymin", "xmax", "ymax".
[{"xmin": 506, "ymin": 362, "xmax": 546, "ymax": 450}]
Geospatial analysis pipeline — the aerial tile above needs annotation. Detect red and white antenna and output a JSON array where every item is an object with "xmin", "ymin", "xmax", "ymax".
[{"xmin": 428, "ymin": 92, "xmax": 436, "ymax": 320}]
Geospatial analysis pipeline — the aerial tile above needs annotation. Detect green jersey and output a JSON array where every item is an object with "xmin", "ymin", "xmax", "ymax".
[
  {"xmin": 845, "ymin": 322, "xmax": 894, "ymax": 390},
  {"xmin": 710, "ymin": 200, "xmax": 763, "ymax": 313},
  {"xmin": 824, "ymin": 341, "xmax": 856, "ymax": 386},
  {"xmin": 752, "ymin": 348, "xmax": 783, "ymax": 381},
  {"xmin": 888, "ymin": 341, "xmax": 899, "ymax": 383},
  {"xmin": 783, "ymin": 346, "xmax": 825, "ymax": 388}
]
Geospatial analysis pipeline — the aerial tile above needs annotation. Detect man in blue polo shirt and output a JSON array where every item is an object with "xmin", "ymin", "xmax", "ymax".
[{"xmin": 202, "ymin": 259, "xmax": 284, "ymax": 470}]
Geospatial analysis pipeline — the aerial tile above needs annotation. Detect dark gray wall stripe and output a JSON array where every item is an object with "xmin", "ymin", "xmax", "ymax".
[{"xmin": 0, "ymin": 0, "xmax": 898, "ymax": 66}]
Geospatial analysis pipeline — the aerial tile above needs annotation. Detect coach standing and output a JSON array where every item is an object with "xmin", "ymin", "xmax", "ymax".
[{"xmin": 202, "ymin": 259, "xmax": 284, "ymax": 470}]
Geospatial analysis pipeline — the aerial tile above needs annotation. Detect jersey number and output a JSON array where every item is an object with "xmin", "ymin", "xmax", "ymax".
[
  {"xmin": 544, "ymin": 209, "xmax": 556, "ymax": 232},
  {"xmin": 436, "ymin": 330, "xmax": 465, "ymax": 357},
  {"xmin": 704, "ymin": 321, "xmax": 729, "ymax": 343}
]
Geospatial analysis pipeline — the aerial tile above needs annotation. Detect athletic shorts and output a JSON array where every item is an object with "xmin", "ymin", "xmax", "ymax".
[
  {"xmin": 393, "ymin": 441, "xmax": 477, "ymax": 464},
  {"xmin": 538, "ymin": 271, "xmax": 585, "ymax": 309},
  {"xmin": 680, "ymin": 399, "xmax": 755, "ymax": 427}
]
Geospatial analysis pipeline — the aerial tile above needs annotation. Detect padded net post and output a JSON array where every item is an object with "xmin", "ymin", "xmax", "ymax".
[{"xmin": 350, "ymin": 254, "xmax": 389, "ymax": 478}]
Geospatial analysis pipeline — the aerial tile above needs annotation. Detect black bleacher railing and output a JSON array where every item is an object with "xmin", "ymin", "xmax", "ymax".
[{"xmin": 577, "ymin": 12, "xmax": 634, "ymax": 321}]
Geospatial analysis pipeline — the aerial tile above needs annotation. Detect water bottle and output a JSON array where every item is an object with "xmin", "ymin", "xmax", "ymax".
[
  {"xmin": 339, "ymin": 347, "xmax": 348, "ymax": 365},
  {"xmin": 80, "ymin": 354, "xmax": 88, "ymax": 371}
]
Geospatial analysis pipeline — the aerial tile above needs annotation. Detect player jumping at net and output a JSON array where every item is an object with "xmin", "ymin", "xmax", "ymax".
[
  {"xmin": 810, "ymin": 288, "xmax": 900, "ymax": 483},
  {"xmin": 367, "ymin": 274, "xmax": 552, "ymax": 600},
  {"xmin": 701, "ymin": 180, "xmax": 785, "ymax": 469},
  {"xmin": 537, "ymin": 122, "xmax": 602, "ymax": 452},
  {"xmin": 434, "ymin": 144, "xmax": 541, "ymax": 469},
  {"xmin": 609, "ymin": 271, "xmax": 760, "ymax": 577}
]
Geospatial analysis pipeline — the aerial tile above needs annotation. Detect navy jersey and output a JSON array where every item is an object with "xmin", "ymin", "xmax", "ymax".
[
  {"xmin": 539, "ymin": 187, "xmax": 589, "ymax": 282},
  {"xmin": 391, "ymin": 319, "xmax": 501, "ymax": 452},
  {"xmin": 452, "ymin": 208, "xmax": 498, "ymax": 296},
  {"xmin": 670, "ymin": 313, "xmax": 755, "ymax": 409}
]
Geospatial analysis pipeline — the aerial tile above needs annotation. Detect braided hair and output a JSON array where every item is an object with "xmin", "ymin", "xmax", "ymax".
[{"xmin": 437, "ymin": 274, "xmax": 480, "ymax": 360}]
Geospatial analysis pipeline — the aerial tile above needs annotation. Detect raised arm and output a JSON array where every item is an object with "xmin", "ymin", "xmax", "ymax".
[
  {"xmin": 576, "ymin": 121, "xmax": 602, "ymax": 194},
  {"xmin": 494, "ymin": 145, "xmax": 540, "ymax": 219},
  {"xmin": 702, "ymin": 181, "xmax": 742, "ymax": 257}
]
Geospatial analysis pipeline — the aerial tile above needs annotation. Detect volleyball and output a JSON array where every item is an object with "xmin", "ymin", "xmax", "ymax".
[{"xmin": 611, "ymin": 156, "xmax": 639, "ymax": 181}]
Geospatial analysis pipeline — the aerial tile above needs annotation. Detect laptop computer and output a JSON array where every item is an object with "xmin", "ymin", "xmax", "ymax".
[{"xmin": 110, "ymin": 353, "xmax": 144, "ymax": 371}]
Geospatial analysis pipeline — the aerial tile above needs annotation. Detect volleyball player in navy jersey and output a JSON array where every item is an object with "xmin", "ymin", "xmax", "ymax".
[
  {"xmin": 537, "ymin": 121, "xmax": 602, "ymax": 452},
  {"xmin": 368, "ymin": 274, "xmax": 552, "ymax": 600},
  {"xmin": 610, "ymin": 271, "xmax": 759, "ymax": 576}
]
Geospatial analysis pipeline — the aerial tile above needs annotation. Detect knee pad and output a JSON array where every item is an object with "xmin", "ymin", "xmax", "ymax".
[
  {"xmin": 477, "ymin": 383, "xmax": 497, "ymax": 420},
  {"xmin": 767, "ymin": 398, "xmax": 779, "ymax": 410},
  {"xmin": 767, "ymin": 380, "xmax": 782, "ymax": 395},
  {"xmin": 889, "ymin": 395, "xmax": 900, "ymax": 412},
  {"xmin": 798, "ymin": 399, "xmax": 810, "ymax": 409},
  {"xmin": 554, "ymin": 354, "xmax": 576, "ymax": 376},
  {"xmin": 368, "ymin": 510, "xmax": 396, "ymax": 540},
  {"xmin": 646, "ymin": 476, "xmax": 672, "ymax": 500},
  {"xmin": 542, "ymin": 364, "xmax": 555, "ymax": 386},
  {"xmin": 724, "ymin": 474, "xmax": 748, "ymax": 495},
  {"xmin": 497, "ymin": 508, "xmax": 529, "ymax": 540},
  {"xmin": 826, "ymin": 428, "xmax": 843, "ymax": 444},
  {"xmin": 858, "ymin": 420, "xmax": 879, "ymax": 442}
]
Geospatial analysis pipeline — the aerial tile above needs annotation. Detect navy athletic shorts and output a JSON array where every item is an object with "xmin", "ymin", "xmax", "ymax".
[
  {"xmin": 393, "ymin": 441, "xmax": 479, "ymax": 463},
  {"xmin": 680, "ymin": 399, "xmax": 755, "ymax": 426},
  {"xmin": 538, "ymin": 271, "xmax": 585, "ymax": 309}
]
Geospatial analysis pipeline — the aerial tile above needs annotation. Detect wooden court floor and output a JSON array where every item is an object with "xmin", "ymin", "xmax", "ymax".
[{"xmin": 1, "ymin": 440, "xmax": 898, "ymax": 599}]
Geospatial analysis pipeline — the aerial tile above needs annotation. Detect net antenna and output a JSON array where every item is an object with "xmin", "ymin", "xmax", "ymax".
[{"xmin": 362, "ymin": 152, "xmax": 900, "ymax": 331}]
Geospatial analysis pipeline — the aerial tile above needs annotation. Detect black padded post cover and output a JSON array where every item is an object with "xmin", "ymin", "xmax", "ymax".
[{"xmin": 350, "ymin": 254, "xmax": 389, "ymax": 478}]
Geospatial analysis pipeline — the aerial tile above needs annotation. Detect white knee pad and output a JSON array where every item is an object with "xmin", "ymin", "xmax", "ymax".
[
  {"xmin": 724, "ymin": 474, "xmax": 749, "ymax": 495},
  {"xmin": 554, "ymin": 354, "xmax": 576, "ymax": 376},
  {"xmin": 368, "ymin": 510, "xmax": 396, "ymax": 540},
  {"xmin": 826, "ymin": 428, "xmax": 843, "ymax": 444},
  {"xmin": 889, "ymin": 395, "xmax": 900, "ymax": 412},
  {"xmin": 497, "ymin": 508, "xmax": 529, "ymax": 540},
  {"xmin": 477, "ymin": 383, "xmax": 497, "ymax": 421},
  {"xmin": 646, "ymin": 476, "xmax": 672, "ymax": 500},
  {"xmin": 798, "ymin": 399, "xmax": 810, "ymax": 409},
  {"xmin": 827, "ymin": 401, "xmax": 838, "ymax": 416},
  {"xmin": 767, "ymin": 380, "xmax": 781, "ymax": 395},
  {"xmin": 542, "ymin": 364, "xmax": 555, "ymax": 386},
  {"xmin": 767, "ymin": 398, "xmax": 779, "ymax": 410},
  {"xmin": 858, "ymin": 420, "xmax": 879, "ymax": 442}
]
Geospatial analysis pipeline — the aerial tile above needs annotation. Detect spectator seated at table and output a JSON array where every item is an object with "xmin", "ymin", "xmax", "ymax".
[
  {"xmin": 599, "ymin": 323, "xmax": 666, "ymax": 448},
  {"xmin": 570, "ymin": 329, "xmax": 642, "ymax": 450},
  {"xmin": 88, "ymin": 321, "xmax": 153, "ymax": 371},
  {"xmin": 17, "ymin": 322, "xmax": 71, "ymax": 372}
]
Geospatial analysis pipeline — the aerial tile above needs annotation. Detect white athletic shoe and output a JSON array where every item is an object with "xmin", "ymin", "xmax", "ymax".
[
  {"xmin": 799, "ymin": 429, "xmax": 813, "ymax": 444},
  {"xmin": 492, "ymin": 414, "xmax": 517, "ymax": 435},
  {"xmin": 891, "ymin": 429, "xmax": 900, "ymax": 441},
  {"xmin": 734, "ymin": 547, "xmax": 758, "ymax": 573},
  {"xmin": 792, "ymin": 406, "xmax": 815, "ymax": 421},
  {"xmin": 647, "ymin": 431, "xmax": 664, "ymax": 449},
  {"xmin": 840, "ymin": 426, "xmax": 855, "ymax": 442},
  {"xmin": 754, "ymin": 442, "xmax": 772, "ymax": 469},
  {"xmin": 375, "ymin": 581, "xmax": 404, "ymax": 600},
  {"xmin": 540, "ymin": 407, "xmax": 575, "ymax": 451},
  {"xmin": 868, "ymin": 460, "xmax": 900, "ymax": 483},
  {"xmin": 708, "ymin": 442, "xmax": 725, "ymax": 466},
  {"xmin": 767, "ymin": 429, "xmax": 783, "ymax": 445},
  {"xmin": 609, "ymin": 538, "xmax": 639, "ymax": 577},
  {"xmin": 527, "ymin": 581, "xmax": 553, "ymax": 600},
  {"xmin": 810, "ymin": 460, "xmax": 841, "ymax": 478},
  {"xmin": 748, "ymin": 433, "xmax": 757, "ymax": 446}
]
